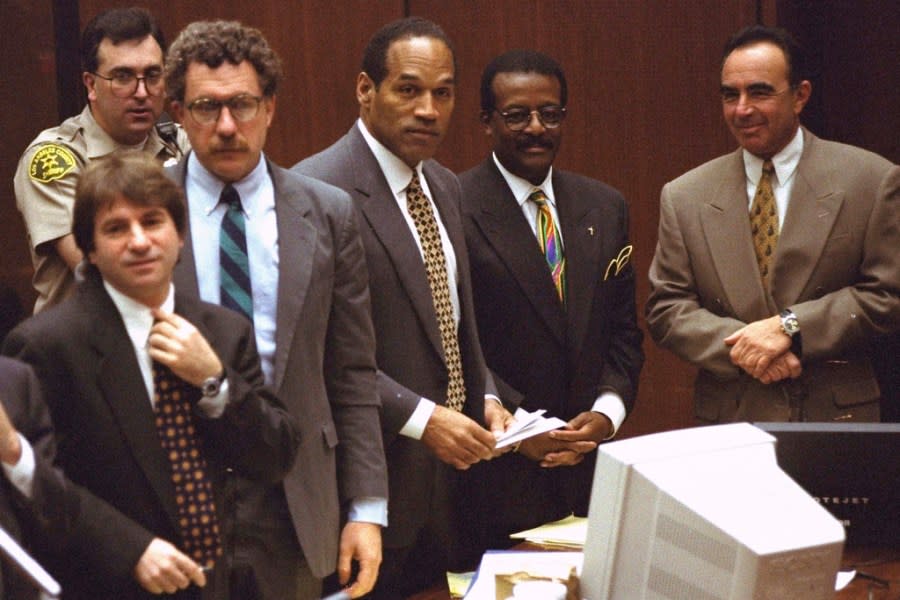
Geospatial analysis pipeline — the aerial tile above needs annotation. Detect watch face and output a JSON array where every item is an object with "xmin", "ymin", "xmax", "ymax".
[{"xmin": 783, "ymin": 316, "xmax": 800, "ymax": 335}]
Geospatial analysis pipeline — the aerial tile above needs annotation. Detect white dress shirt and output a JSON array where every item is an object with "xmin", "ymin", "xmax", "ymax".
[
  {"xmin": 185, "ymin": 153, "xmax": 279, "ymax": 384},
  {"xmin": 743, "ymin": 127, "xmax": 804, "ymax": 226}
]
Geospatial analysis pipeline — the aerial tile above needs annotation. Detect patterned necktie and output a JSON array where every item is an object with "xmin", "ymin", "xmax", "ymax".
[
  {"xmin": 406, "ymin": 171, "xmax": 466, "ymax": 411},
  {"xmin": 152, "ymin": 361, "xmax": 222, "ymax": 568},
  {"xmin": 219, "ymin": 184, "xmax": 253, "ymax": 321},
  {"xmin": 749, "ymin": 160, "xmax": 778, "ymax": 288},
  {"xmin": 530, "ymin": 190, "xmax": 566, "ymax": 304}
]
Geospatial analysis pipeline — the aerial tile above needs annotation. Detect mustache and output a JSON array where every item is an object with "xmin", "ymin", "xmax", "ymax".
[
  {"xmin": 516, "ymin": 135, "xmax": 554, "ymax": 150},
  {"xmin": 210, "ymin": 140, "xmax": 249, "ymax": 153}
]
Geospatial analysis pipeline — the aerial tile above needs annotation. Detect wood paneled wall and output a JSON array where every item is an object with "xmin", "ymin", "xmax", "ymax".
[{"xmin": 2, "ymin": 1, "xmax": 896, "ymax": 438}]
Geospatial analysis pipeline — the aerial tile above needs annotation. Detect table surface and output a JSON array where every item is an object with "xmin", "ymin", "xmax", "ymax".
[{"xmin": 406, "ymin": 545, "xmax": 900, "ymax": 600}]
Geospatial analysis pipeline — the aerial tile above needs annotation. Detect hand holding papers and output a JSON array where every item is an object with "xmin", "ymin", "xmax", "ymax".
[{"xmin": 495, "ymin": 409, "xmax": 566, "ymax": 450}]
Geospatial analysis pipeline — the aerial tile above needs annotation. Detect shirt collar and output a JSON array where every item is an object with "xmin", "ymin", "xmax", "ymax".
[
  {"xmin": 356, "ymin": 119, "xmax": 423, "ymax": 195},
  {"xmin": 82, "ymin": 105, "xmax": 149, "ymax": 159},
  {"xmin": 742, "ymin": 126, "xmax": 804, "ymax": 186},
  {"xmin": 491, "ymin": 152, "xmax": 556, "ymax": 208},
  {"xmin": 102, "ymin": 279, "xmax": 176, "ymax": 350},
  {"xmin": 187, "ymin": 151, "xmax": 269, "ymax": 217}
]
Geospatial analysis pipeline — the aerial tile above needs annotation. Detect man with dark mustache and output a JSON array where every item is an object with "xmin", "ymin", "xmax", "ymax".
[
  {"xmin": 294, "ymin": 17, "xmax": 513, "ymax": 599},
  {"xmin": 456, "ymin": 50, "xmax": 644, "ymax": 555},
  {"xmin": 164, "ymin": 20, "xmax": 387, "ymax": 600},
  {"xmin": 14, "ymin": 7, "xmax": 187, "ymax": 313}
]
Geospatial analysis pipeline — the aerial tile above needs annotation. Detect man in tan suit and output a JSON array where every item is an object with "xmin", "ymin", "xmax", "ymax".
[{"xmin": 646, "ymin": 25, "xmax": 899, "ymax": 423}]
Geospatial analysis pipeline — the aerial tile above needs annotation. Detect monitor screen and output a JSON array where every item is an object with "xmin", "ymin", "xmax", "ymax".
[{"xmin": 756, "ymin": 422, "xmax": 900, "ymax": 547}]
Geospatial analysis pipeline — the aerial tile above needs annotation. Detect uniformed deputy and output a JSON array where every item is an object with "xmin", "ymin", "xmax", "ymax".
[{"xmin": 13, "ymin": 7, "xmax": 187, "ymax": 313}]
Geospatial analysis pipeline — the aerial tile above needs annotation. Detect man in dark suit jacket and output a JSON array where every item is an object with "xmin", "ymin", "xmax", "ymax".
[
  {"xmin": 646, "ymin": 26, "xmax": 899, "ymax": 422},
  {"xmin": 0, "ymin": 356, "xmax": 76, "ymax": 600},
  {"xmin": 3, "ymin": 151, "xmax": 299, "ymax": 600},
  {"xmin": 457, "ymin": 50, "xmax": 644, "ymax": 552},
  {"xmin": 294, "ymin": 17, "xmax": 512, "ymax": 599},
  {"xmin": 164, "ymin": 20, "xmax": 387, "ymax": 600}
]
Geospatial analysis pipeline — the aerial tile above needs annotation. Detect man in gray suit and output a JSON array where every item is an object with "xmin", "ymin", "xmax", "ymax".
[
  {"xmin": 647, "ymin": 25, "xmax": 900, "ymax": 423},
  {"xmin": 164, "ymin": 21, "xmax": 387, "ymax": 599},
  {"xmin": 294, "ymin": 17, "xmax": 512, "ymax": 599}
]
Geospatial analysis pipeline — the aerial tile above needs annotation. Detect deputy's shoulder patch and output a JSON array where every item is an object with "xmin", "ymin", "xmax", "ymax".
[{"xmin": 28, "ymin": 144, "xmax": 77, "ymax": 184}]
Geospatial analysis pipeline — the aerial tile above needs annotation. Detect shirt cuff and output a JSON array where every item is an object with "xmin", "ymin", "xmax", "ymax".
[
  {"xmin": 347, "ymin": 496, "xmax": 388, "ymax": 527},
  {"xmin": 197, "ymin": 378, "xmax": 229, "ymax": 418},
  {"xmin": 2, "ymin": 433, "xmax": 36, "ymax": 498},
  {"xmin": 399, "ymin": 398, "xmax": 436, "ymax": 440},
  {"xmin": 592, "ymin": 392, "xmax": 626, "ymax": 439},
  {"xmin": 485, "ymin": 394, "xmax": 502, "ymax": 405}
]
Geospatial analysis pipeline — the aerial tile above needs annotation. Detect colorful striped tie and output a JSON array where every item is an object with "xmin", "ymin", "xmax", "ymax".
[
  {"xmin": 406, "ymin": 171, "xmax": 466, "ymax": 411},
  {"xmin": 750, "ymin": 160, "xmax": 778, "ymax": 289},
  {"xmin": 530, "ymin": 190, "xmax": 566, "ymax": 304},
  {"xmin": 219, "ymin": 185, "xmax": 253, "ymax": 321}
]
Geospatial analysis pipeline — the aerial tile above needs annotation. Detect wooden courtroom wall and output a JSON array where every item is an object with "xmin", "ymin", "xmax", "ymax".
[{"xmin": 2, "ymin": 1, "xmax": 897, "ymax": 438}]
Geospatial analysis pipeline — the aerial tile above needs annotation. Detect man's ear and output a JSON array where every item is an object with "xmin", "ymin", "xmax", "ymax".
[
  {"xmin": 356, "ymin": 72, "xmax": 374, "ymax": 107},
  {"xmin": 793, "ymin": 79, "xmax": 812, "ymax": 115},
  {"xmin": 480, "ymin": 110, "xmax": 493, "ymax": 136},
  {"xmin": 83, "ymin": 72, "xmax": 98, "ymax": 103}
]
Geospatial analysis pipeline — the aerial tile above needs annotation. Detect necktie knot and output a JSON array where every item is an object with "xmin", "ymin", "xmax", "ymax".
[
  {"xmin": 529, "ymin": 189, "xmax": 548, "ymax": 206},
  {"xmin": 762, "ymin": 160, "xmax": 775, "ymax": 177},
  {"xmin": 220, "ymin": 184, "xmax": 242, "ymax": 212}
]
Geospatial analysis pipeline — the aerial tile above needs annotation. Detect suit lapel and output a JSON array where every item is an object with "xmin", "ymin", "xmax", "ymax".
[
  {"xmin": 348, "ymin": 130, "xmax": 445, "ymax": 357},
  {"xmin": 82, "ymin": 278, "xmax": 179, "ymax": 522},
  {"xmin": 170, "ymin": 158, "xmax": 201, "ymax": 298},
  {"xmin": 269, "ymin": 164, "xmax": 317, "ymax": 391},
  {"xmin": 770, "ymin": 132, "xmax": 842, "ymax": 308},
  {"xmin": 555, "ymin": 173, "xmax": 604, "ymax": 355},
  {"xmin": 700, "ymin": 150, "xmax": 773, "ymax": 320},
  {"xmin": 471, "ymin": 161, "xmax": 566, "ymax": 345}
]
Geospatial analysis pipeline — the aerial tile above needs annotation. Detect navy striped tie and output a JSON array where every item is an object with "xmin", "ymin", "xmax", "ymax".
[{"xmin": 219, "ymin": 184, "xmax": 253, "ymax": 321}]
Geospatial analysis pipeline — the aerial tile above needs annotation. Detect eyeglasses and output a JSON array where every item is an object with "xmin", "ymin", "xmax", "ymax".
[
  {"xmin": 92, "ymin": 69, "xmax": 164, "ymax": 98},
  {"xmin": 494, "ymin": 106, "xmax": 567, "ymax": 131},
  {"xmin": 186, "ymin": 94, "xmax": 264, "ymax": 125},
  {"xmin": 720, "ymin": 86, "xmax": 793, "ymax": 105}
]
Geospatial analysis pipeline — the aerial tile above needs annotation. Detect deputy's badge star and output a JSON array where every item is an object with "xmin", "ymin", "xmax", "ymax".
[{"xmin": 28, "ymin": 144, "xmax": 77, "ymax": 183}]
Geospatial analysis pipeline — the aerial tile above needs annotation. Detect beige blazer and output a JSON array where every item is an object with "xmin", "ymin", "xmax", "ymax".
[{"xmin": 647, "ymin": 128, "xmax": 900, "ymax": 422}]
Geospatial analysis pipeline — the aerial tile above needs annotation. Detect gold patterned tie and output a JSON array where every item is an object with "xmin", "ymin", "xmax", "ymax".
[
  {"xmin": 406, "ymin": 171, "xmax": 466, "ymax": 411},
  {"xmin": 152, "ymin": 361, "xmax": 223, "ymax": 568},
  {"xmin": 750, "ymin": 160, "xmax": 778, "ymax": 288},
  {"xmin": 530, "ymin": 190, "xmax": 566, "ymax": 304}
]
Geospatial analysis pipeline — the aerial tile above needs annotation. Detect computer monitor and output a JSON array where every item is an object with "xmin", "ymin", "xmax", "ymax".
[
  {"xmin": 756, "ymin": 421, "xmax": 900, "ymax": 547},
  {"xmin": 581, "ymin": 423, "xmax": 844, "ymax": 600}
]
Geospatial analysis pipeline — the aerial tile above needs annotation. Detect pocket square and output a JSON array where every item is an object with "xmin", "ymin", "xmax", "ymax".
[{"xmin": 603, "ymin": 244, "xmax": 633, "ymax": 280}]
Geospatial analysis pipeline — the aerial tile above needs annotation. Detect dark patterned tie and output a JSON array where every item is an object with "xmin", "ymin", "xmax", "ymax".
[
  {"xmin": 750, "ymin": 160, "xmax": 778, "ymax": 288},
  {"xmin": 530, "ymin": 190, "xmax": 566, "ymax": 304},
  {"xmin": 219, "ymin": 184, "xmax": 253, "ymax": 320},
  {"xmin": 152, "ymin": 361, "xmax": 222, "ymax": 568},
  {"xmin": 406, "ymin": 171, "xmax": 466, "ymax": 411}
]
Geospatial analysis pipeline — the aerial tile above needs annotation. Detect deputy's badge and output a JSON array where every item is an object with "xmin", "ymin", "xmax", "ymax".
[
  {"xmin": 603, "ymin": 244, "xmax": 633, "ymax": 280},
  {"xmin": 28, "ymin": 144, "xmax": 77, "ymax": 183}
]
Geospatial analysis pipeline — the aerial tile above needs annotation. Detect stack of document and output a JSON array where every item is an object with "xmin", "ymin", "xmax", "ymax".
[
  {"xmin": 495, "ymin": 409, "xmax": 566, "ymax": 449},
  {"xmin": 509, "ymin": 514, "xmax": 587, "ymax": 549}
]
